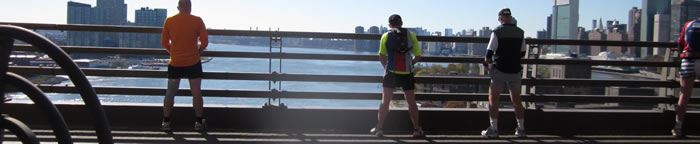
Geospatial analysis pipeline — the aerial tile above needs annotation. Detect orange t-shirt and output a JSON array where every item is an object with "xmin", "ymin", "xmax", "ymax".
[{"xmin": 161, "ymin": 13, "xmax": 209, "ymax": 67}]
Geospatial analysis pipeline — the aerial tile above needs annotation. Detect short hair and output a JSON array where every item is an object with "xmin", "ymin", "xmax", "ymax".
[
  {"xmin": 178, "ymin": 0, "xmax": 191, "ymax": 7},
  {"xmin": 388, "ymin": 14, "xmax": 403, "ymax": 26},
  {"xmin": 499, "ymin": 8, "xmax": 511, "ymax": 16}
]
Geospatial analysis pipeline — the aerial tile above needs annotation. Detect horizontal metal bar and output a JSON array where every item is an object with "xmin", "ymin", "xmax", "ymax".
[
  {"xmin": 1, "ymin": 22, "xmax": 677, "ymax": 47},
  {"xmin": 13, "ymin": 44, "xmax": 678, "ymax": 66},
  {"xmin": 7, "ymin": 85, "xmax": 699, "ymax": 104},
  {"xmin": 8, "ymin": 66, "xmax": 686, "ymax": 88}
]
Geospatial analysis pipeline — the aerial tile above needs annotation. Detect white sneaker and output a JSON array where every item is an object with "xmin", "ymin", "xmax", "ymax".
[
  {"xmin": 413, "ymin": 127, "xmax": 425, "ymax": 138},
  {"xmin": 481, "ymin": 127, "xmax": 499, "ymax": 138},
  {"xmin": 672, "ymin": 127, "xmax": 684, "ymax": 138},
  {"xmin": 161, "ymin": 121, "xmax": 171, "ymax": 131},
  {"xmin": 370, "ymin": 127, "xmax": 384, "ymax": 136},
  {"xmin": 515, "ymin": 128, "xmax": 526, "ymax": 138},
  {"xmin": 194, "ymin": 119, "xmax": 206, "ymax": 131}
]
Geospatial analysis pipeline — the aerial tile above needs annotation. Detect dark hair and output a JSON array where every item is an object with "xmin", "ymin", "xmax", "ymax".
[
  {"xmin": 389, "ymin": 14, "xmax": 403, "ymax": 27},
  {"xmin": 178, "ymin": 0, "xmax": 191, "ymax": 7},
  {"xmin": 499, "ymin": 8, "xmax": 511, "ymax": 16}
]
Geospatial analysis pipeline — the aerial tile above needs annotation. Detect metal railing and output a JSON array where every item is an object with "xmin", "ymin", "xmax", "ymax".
[
  {"xmin": 2, "ymin": 22, "xmax": 696, "ymax": 107},
  {"xmin": 1, "ymin": 25, "xmax": 113, "ymax": 144}
]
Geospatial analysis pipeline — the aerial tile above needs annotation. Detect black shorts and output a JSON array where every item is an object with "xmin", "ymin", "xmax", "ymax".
[
  {"xmin": 167, "ymin": 62, "xmax": 203, "ymax": 79},
  {"xmin": 382, "ymin": 71, "xmax": 415, "ymax": 90}
]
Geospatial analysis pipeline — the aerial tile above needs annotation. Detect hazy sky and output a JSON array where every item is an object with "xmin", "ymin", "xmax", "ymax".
[{"xmin": 1, "ymin": 0, "xmax": 641, "ymax": 37}]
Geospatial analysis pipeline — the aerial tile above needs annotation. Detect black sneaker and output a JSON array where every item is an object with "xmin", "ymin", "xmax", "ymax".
[
  {"xmin": 672, "ymin": 127, "xmax": 685, "ymax": 138},
  {"xmin": 413, "ymin": 127, "xmax": 425, "ymax": 138},
  {"xmin": 370, "ymin": 127, "xmax": 384, "ymax": 136},
  {"xmin": 194, "ymin": 119, "xmax": 206, "ymax": 132}
]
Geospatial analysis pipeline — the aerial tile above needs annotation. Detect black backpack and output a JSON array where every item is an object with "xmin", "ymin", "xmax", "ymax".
[
  {"xmin": 390, "ymin": 28, "xmax": 411, "ymax": 53},
  {"xmin": 687, "ymin": 20, "xmax": 700, "ymax": 52}
]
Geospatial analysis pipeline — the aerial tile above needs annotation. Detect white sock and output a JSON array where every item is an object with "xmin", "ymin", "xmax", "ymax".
[
  {"xmin": 676, "ymin": 120, "xmax": 683, "ymax": 129},
  {"xmin": 517, "ymin": 118, "xmax": 525, "ymax": 130},
  {"xmin": 490, "ymin": 118, "xmax": 498, "ymax": 130}
]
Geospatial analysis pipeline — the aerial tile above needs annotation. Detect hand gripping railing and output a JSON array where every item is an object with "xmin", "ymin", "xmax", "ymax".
[{"xmin": 0, "ymin": 25, "xmax": 113, "ymax": 143}]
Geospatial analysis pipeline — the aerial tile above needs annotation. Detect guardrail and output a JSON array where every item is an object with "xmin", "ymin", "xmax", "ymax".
[{"xmin": 2, "ymin": 22, "xmax": 693, "ymax": 107}]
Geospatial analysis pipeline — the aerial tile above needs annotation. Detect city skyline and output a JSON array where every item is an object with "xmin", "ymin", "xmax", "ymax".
[{"xmin": 2, "ymin": 0, "xmax": 641, "ymax": 37}]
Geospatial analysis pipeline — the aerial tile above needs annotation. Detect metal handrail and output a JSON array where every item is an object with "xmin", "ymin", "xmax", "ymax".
[
  {"xmin": 7, "ymin": 66, "xmax": 689, "ymax": 88},
  {"xmin": 12, "ymin": 44, "xmax": 679, "ymax": 67},
  {"xmin": 0, "ymin": 25, "xmax": 113, "ymax": 143},
  {"xmin": 13, "ymin": 85, "xmax": 699, "ymax": 104}
]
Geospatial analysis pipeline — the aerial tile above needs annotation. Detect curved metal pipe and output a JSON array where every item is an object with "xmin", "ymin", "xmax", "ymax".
[
  {"xmin": 5, "ymin": 72, "xmax": 73, "ymax": 144},
  {"xmin": 3, "ymin": 115, "xmax": 39, "ymax": 144},
  {"xmin": 0, "ymin": 25, "xmax": 113, "ymax": 143}
]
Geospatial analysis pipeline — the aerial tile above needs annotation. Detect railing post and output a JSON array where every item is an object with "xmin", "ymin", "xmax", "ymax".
[
  {"xmin": 0, "ymin": 35, "xmax": 14, "ymax": 143},
  {"xmin": 659, "ymin": 47, "xmax": 678, "ymax": 110},
  {"xmin": 524, "ymin": 43, "xmax": 540, "ymax": 109},
  {"xmin": 264, "ymin": 29, "xmax": 287, "ymax": 109}
]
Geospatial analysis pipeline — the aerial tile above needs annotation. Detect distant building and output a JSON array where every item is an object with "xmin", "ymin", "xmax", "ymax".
[
  {"xmin": 671, "ymin": 0, "xmax": 700, "ymax": 41},
  {"xmin": 120, "ymin": 7, "xmax": 167, "ymax": 48},
  {"xmin": 66, "ymin": 0, "xmax": 128, "ymax": 59},
  {"xmin": 628, "ymin": 7, "xmax": 642, "ymax": 42},
  {"xmin": 546, "ymin": 14, "xmax": 552, "ymax": 39},
  {"xmin": 539, "ymin": 54, "xmax": 596, "ymax": 99},
  {"xmin": 640, "ymin": 0, "xmax": 671, "ymax": 57},
  {"xmin": 628, "ymin": 7, "xmax": 642, "ymax": 58},
  {"xmin": 354, "ymin": 26, "xmax": 365, "ymax": 34},
  {"xmin": 67, "ymin": 0, "xmax": 127, "ymax": 58},
  {"xmin": 551, "ymin": 0, "xmax": 579, "ymax": 54},
  {"xmin": 537, "ymin": 30, "xmax": 548, "ymax": 39},
  {"xmin": 367, "ymin": 26, "xmax": 380, "ymax": 52},
  {"xmin": 592, "ymin": 19, "xmax": 598, "ymax": 30},
  {"xmin": 444, "ymin": 28, "xmax": 453, "ymax": 37},
  {"xmin": 653, "ymin": 13, "xmax": 671, "ymax": 56},
  {"xmin": 354, "ymin": 26, "xmax": 367, "ymax": 52},
  {"xmin": 588, "ymin": 29, "xmax": 607, "ymax": 56},
  {"xmin": 606, "ymin": 28, "xmax": 628, "ymax": 55},
  {"xmin": 135, "ymin": 7, "xmax": 166, "ymax": 27},
  {"xmin": 467, "ymin": 27, "xmax": 491, "ymax": 56},
  {"xmin": 67, "ymin": 1, "xmax": 99, "ymax": 46},
  {"xmin": 577, "ymin": 27, "xmax": 590, "ymax": 56}
]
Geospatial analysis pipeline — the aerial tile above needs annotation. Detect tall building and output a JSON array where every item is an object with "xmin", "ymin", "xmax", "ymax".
[
  {"xmin": 469, "ymin": 27, "xmax": 492, "ymax": 56},
  {"xmin": 588, "ymin": 29, "xmax": 607, "ymax": 56},
  {"xmin": 354, "ymin": 26, "xmax": 365, "ymax": 34},
  {"xmin": 120, "ymin": 7, "xmax": 167, "ymax": 48},
  {"xmin": 367, "ymin": 26, "xmax": 381, "ymax": 52},
  {"xmin": 96, "ymin": 0, "xmax": 127, "ymax": 47},
  {"xmin": 445, "ymin": 28, "xmax": 454, "ymax": 37},
  {"xmin": 641, "ymin": 0, "xmax": 671, "ymax": 57},
  {"xmin": 96, "ymin": 0, "xmax": 127, "ymax": 25},
  {"xmin": 546, "ymin": 15, "xmax": 552, "ymax": 39},
  {"xmin": 654, "ymin": 13, "xmax": 671, "ymax": 56},
  {"xmin": 607, "ymin": 28, "xmax": 628, "ymax": 55},
  {"xmin": 577, "ymin": 27, "xmax": 590, "ymax": 56},
  {"xmin": 628, "ymin": 7, "xmax": 642, "ymax": 42},
  {"xmin": 354, "ymin": 26, "xmax": 367, "ymax": 51},
  {"xmin": 66, "ymin": 0, "xmax": 127, "ymax": 48},
  {"xmin": 135, "ymin": 7, "xmax": 167, "ymax": 27},
  {"xmin": 551, "ymin": 0, "xmax": 579, "ymax": 54},
  {"xmin": 537, "ymin": 29, "xmax": 548, "ymax": 39},
  {"xmin": 628, "ymin": 7, "xmax": 643, "ymax": 57},
  {"xmin": 67, "ymin": 1, "xmax": 98, "ymax": 46},
  {"xmin": 592, "ymin": 19, "xmax": 598, "ymax": 30},
  {"xmin": 671, "ymin": 0, "xmax": 700, "ymax": 40}
]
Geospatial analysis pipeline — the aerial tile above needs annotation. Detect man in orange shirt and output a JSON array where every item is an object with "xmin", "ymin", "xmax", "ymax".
[{"xmin": 160, "ymin": 0, "xmax": 208, "ymax": 131}]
